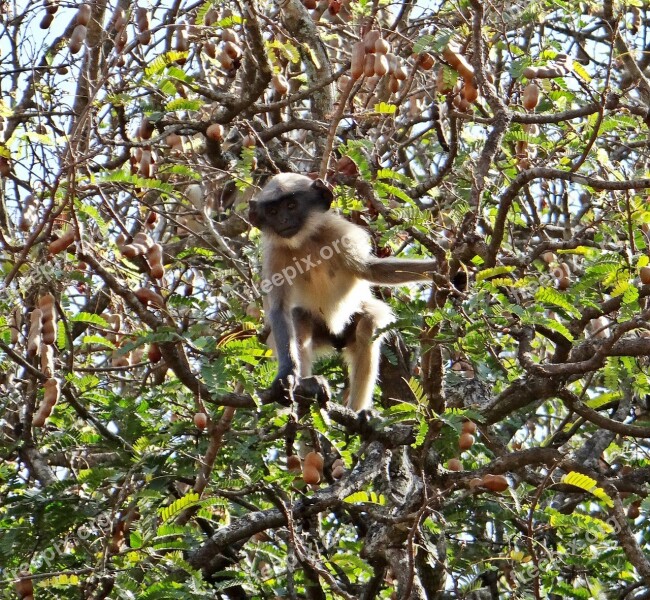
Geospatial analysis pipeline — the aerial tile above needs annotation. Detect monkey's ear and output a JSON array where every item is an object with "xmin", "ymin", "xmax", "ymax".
[
  {"xmin": 249, "ymin": 201, "xmax": 261, "ymax": 228},
  {"xmin": 311, "ymin": 179, "xmax": 334, "ymax": 210}
]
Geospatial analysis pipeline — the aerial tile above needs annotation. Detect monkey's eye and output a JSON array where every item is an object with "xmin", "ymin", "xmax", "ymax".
[
  {"xmin": 268, "ymin": 207, "xmax": 278, "ymax": 216},
  {"xmin": 286, "ymin": 201, "xmax": 297, "ymax": 211}
]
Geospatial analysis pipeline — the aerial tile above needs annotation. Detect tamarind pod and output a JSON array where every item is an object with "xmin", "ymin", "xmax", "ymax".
[
  {"xmin": 43, "ymin": 377, "xmax": 60, "ymax": 406},
  {"xmin": 522, "ymin": 66, "xmax": 538, "ymax": 79},
  {"xmin": 523, "ymin": 82, "xmax": 540, "ymax": 110},
  {"xmin": 222, "ymin": 29, "xmax": 240, "ymax": 45},
  {"xmin": 133, "ymin": 232, "xmax": 154, "ymax": 249},
  {"xmin": 147, "ymin": 243, "xmax": 164, "ymax": 279},
  {"xmin": 134, "ymin": 288, "xmax": 165, "ymax": 307},
  {"xmin": 394, "ymin": 64, "xmax": 408, "ymax": 81},
  {"xmin": 363, "ymin": 30, "xmax": 380, "ymax": 53},
  {"xmin": 48, "ymin": 229, "xmax": 76, "ymax": 255},
  {"xmin": 42, "ymin": 319, "xmax": 56, "ymax": 346},
  {"xmin": 374, "ymin": 54, "xmax": 388, "ymax": 76},
  {"xmin": 388, "ymin": 75, "xmax": 400, "ymax": 94},
  {"xmin": 363, "ymin": 53, "xmax": 375, "ymax": 77},
  {"xmin": 33, "ymin": 405, "xmax": 51, "ymax": 427},
  {"xmin": 442, "ymin": 45, "xmax": 461, "ymax": 69},
  {"xmin": 76, "ymin": 3, "xmax": 91, "ymax": 26},
  {"xmin": 41, "ymin": 344, "xmax": 55, "ymax": 377},
  {"xmin": 374, "ymin": 38, "xmax": 390, "ymax": 54},
  {"xmin": 121, "ymin": 243, "xmax": 147, "ymax": 258},
  {"xmin": 69, "ymin": 24, "xmax": 87, "ymax": 54},
  {"xmin": 223, "ymin": 40, "xmax": 241, "ymax": 59},
  {"xmin": 272, "ymin": 73, "xmax": 289, "ymax": 95},
  {"xmin": 350, "ymin": 42, "xmax": 365, "ymax": 79}
]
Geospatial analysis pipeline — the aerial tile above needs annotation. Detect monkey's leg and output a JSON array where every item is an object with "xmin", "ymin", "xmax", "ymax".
[
  {"xmin": 292, "ymin": 308, "xmax": 315, "ymax": 378},
  {"xmin": 343, "ymin": 300, "xmax": 393, "ymax": 411}
]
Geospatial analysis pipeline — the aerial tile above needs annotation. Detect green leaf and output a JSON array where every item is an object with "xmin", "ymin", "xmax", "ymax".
[
  {"xmin": 159, "ymin": 492, "xmax": 200, "ymax": 522},
  {"xmin": 561, "ymin": 472, "xmax": 613, "ymax": 507},
  {"xmin": 374, "ymin": 102, "xmax": 397, "ymax": 115},
  {"xmin": 535, "ymin": 287, "xmax": 580, "ymax": 317}
]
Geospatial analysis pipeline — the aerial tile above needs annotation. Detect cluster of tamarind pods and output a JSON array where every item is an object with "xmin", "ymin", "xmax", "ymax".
[
  {"xmin": 24, "ymin": 294, "xmax": 61, "ymax": 427},
  {"xmin": 287, "ymin": 450, "xmax": 346, "ymax": 485}
]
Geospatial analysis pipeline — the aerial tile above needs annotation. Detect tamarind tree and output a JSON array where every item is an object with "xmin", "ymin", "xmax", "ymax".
[{"xmin": 1, "ymin": 0, "xmax": 650, "ymax": 598}]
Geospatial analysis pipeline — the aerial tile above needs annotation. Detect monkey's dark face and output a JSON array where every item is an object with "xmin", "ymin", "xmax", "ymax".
[
  {"xmin": 256, "ymin": 194, "xmax": 307, "ymax": 238},
  {"xmin": 250, "ymin": 174, "xmax": 334, "ymax": 239}
]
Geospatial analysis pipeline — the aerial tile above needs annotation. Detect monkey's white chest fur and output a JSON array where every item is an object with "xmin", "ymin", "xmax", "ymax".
[{"xmin": 262, "ymin": 212, "xmax": 391, "ymax": 334}]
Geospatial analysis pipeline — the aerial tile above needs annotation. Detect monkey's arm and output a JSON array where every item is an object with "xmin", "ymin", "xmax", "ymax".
[
  {"xmin": 265, "ymin": 291, "xmax": 301, "ymax": 404},
  {"xmin": 361, "ymin": 258, "xmax": 438, "ymax": 285}
]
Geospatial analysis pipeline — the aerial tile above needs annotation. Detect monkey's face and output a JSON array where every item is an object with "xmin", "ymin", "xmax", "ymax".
[
  {"xmin": 249, "ymin": 174, "xmax": 334, "ymax": 239},
  {"xmin": 255, "ymin": 195, "xmax": 307, "ymax": 238}
]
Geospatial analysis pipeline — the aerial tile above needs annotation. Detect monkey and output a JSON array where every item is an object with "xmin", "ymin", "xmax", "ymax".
[{"xmin": 249, "ymin": 173, "xmax": 438, "ymax": 412}]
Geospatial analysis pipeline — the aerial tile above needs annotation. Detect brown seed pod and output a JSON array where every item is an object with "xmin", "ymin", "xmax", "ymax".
[
  {"xmin": 363, "ymin": 30, "xmax": 380, "ymax": 53},
  {"xmin": 272, "ymin": 73, "xmax": 289, "ymax": 95},
  {"xmin": 121, "ymin": 243, "xmax": 147, "ymax": 259},
  {"xmin": 39, "ymin": 293, "xmax": 55, "ymax": 315},
  {"xmin": 206, "ymin": 123, "xmax": 224, "ymax": 141},
  {"xmin": 134, "ymin": 288, "xmax": 165, "ymax": 307},
  {"xmin": 112, "ymin": 6, "xmax": 126, "ymax": 30},
  {"xmin": 417, "ymin": 52, "xmax": 435, "ymax": 70},
  {"xmin": 242, "ymin": 133, "xmax": 256, "ymax": 148},
  {"xmin": 447, "ymin": 458, "xmax": 463, "ymax": 471},
  {"xmin": 139, "ymin": 149, "xmax": 153, "ymax": 178},
  {"xmin": 287, "ymin": 454, "xmax": 302, "ymax": 473},
  {"xmin": 0, "ymin": 156, "xmax": 10, "ymax": 177},
  {"xmin": 363, "ymin": 53, "xmax": 376, "ymax": 77},
  {"xmin": 222, "ymin": 29, "xmax": 240, "ymax": 45},
  {"xmin": 138, "ymin": 115, "xmax": 156, "ymax": 140},
  {"xmin": 304, "ymin": 451, "xmax": 324, "ymax": 475},
  {"xmin": 302, "ymin": 464, "xmax": 321, "ymax": 485},
  {"xmin": 628, "ymin": 500, "xmax": 641, "ymax": 519},
  {"xmin": 385, "ymin": 52, "xmax": 398, "ymax": 74},
  {"xmin": 69, "ymin": 24, "xmax": 87, "ymax": 54},
  {"xmin": 166, "ymin": 133, "xmax": 182, "ymax": 151},
  {"xmin": 203, "ymin": 41, "xmax": 217, "ymax": 58},
  {"xmin": 148, "ymin": 343, "xmax": 162, "ymax": 363},
  {"xmin": 15, "ymin": 573, "xmax": 34, "ymax": 597},
  {"xmin": 374, "ymin": 37, "xmax": 390, "ymax": 54},
  {"xmin": 442, "ymin": 45, "xmax": 461, "ymax": 69},
  {"xmin": 374, "ymin": 54, "xmax": 388, "ymax": 77},
  {"xmin": 43, "ymin": 377, "xmax": 60, "ymax": 406},
  {"xmin": 49, "ymin": 228, "xmax": 76, "ymax": 255},
  {"xmin": 541, "ymin": 251, "xmax": 556, "ymax": 264},
  {"xmin": 41, "ymin": 344, "xmax": 55, "ymax": 377},
  {"xmin": 76, "ymin": 3, "xmax": 91, "ymax": 26},
  {"xmin": 147, "ymin": 243, "xmax": 164, "ymax": 279},
  {"xmin": 350, "ymin": 41, "xmax": 365, "ymax": 79},
  {"xmin": 462, "ymin": 420, "xmax": 477, "ymax": 435},
  {"xmin": 193, "ymin": 412, "xmax": 208, "ymax": 430},
  {"xmin": 522, "ymin": 66, "xmax": 538, "ymax": 79},
  {"xmin": 394, "ymin": 64, "xmax": 408, "ymax": 81},
  {"xmin": 133, "ymin": 232, "xmax": 154, "ymax": 249},
  {"xmin": 27, "ymin": 308, "xmax": 43, "ymax": 356},
  {"xmin": 223, "ymin": 40, "xmax": 241, "ymax": 60},
  {"xmin": 462, "ymin": 81, "xmax": 478, "ymax": 103},
  {"xmin": 388, "ymin": 75, "xmax": 400, "ymax": 94},
  {"xmin": 175, "ymin": 24, "xmax": 189, "ymax": 57},
  {"xmin": 114, "ymin": 28, "xmax": 128, "ymax": 52},
  {"xmin": 111, "ymin": 348, "xmax": 130, "ymax": 368},
  {"xmin": 136, "ymin": 8, "xmax": 150, "ymax": 44},
  {"xmin": 303, "ymin": 0, "xmax": 317, "ymax": 9},
  {"xmin": 19, "ymin": 195, "xmax": 38, "ymax": 232},
  {"xmin": 557, "ymin": 276, "xmax": 571, "ymax": 290},
  {"xmin": 217, "ymin": 50, "xmax": 234, "ymax": 70},
  {"xmin": 42, "ymin": 319, "xmax": 56, "ymax": 346},
  {"xmin": 459, "ymin": 432, "xmax": 475, "ymax": 451},
  {"xmin": 523, "ymin": 82, "xmax": 540, "ymax": 110},
  {"xmin": 10, "ymin": 307, "xmax": 22, "ymax": 344},
  {"xmin": 40, "ymin": 12, "xmax": 54, "ymax": 29},
  {"xmin": 640, "ymin": 266, "xmax": 650, "ymax": 285},
  {"xmin": 469, "ymin": 477, "xmax": 484, "ymax": 489},
  {"xmin": 204, "ymin": 7, "xmax": 219, "ymax": 26},
  {"xmin": 482, "ymin": 473, "xmax": 509, "ymax": 492},
  {"xmin": 332, "ymin": 465, "xmax": 345, "ymax": 479}
]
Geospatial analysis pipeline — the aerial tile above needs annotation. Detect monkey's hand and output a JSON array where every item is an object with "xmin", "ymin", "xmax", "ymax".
[{"xmin": 268, "ymin": 371, "xmax": 300, "ymax": 407}]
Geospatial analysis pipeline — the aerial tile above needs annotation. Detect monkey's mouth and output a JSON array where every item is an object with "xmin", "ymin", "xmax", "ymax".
[{"xmin": 278, "ymin": 227, "xmax": 300, "ymax": 238}]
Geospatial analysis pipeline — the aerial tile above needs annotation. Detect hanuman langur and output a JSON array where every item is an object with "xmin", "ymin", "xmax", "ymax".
[{"xmin": 249, "ymin": 173, "xmax": 436, "ymax": 411}]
